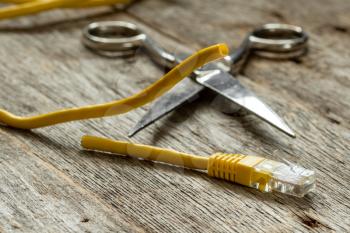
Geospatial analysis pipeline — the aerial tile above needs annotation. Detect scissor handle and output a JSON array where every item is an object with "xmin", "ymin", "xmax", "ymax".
[
  {"xmin": 82, "ymin": 21, "xmax": 146, "ymax": 57},
  {"xmin": 249, "ymin": 23, "xmax": 308, "ymax": 58},
  {"xmin": 82, "ymin": 21, "xmax": 177, "ymax": 67},
  {"xmin": 226, "ymin": 23, "xmax": 308, "ymax": 73}
]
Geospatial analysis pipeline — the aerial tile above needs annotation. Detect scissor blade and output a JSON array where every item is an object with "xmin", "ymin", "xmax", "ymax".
[
  {"xmin": 128, "ymin": 78, "xmax": 205, "ymax": 137},
  {"xmin": 196, "ymin": 70, "xmax": 296, "ymax": 137}
]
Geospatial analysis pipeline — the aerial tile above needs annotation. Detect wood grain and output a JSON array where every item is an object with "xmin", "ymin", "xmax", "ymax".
[{"xmin": 0, "ymin": 0, "xmax": 349, "ymax": 232}]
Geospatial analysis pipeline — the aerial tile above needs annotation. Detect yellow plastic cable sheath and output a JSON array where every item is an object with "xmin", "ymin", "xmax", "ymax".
[
  {"xmin": 0, "ymin": 0, "xmax": 131, "ymax": 8},
  {"xmin": 80, "ymin": 135, "xmax": 274, "ymax": 192},
  {"xmin": 82, "ymin": 135, "xmax": 209, "ymax": 170},
  {"xmin": 0, "ymin": 0, "xmax": 130, "ymax": 20},
  {"xmin": 0, "ymin": 44, "xmax": 229, "ymax": 129},
  {"xmin": 0, "ymin": 0, "xmax": 85, "ymax": 20}
]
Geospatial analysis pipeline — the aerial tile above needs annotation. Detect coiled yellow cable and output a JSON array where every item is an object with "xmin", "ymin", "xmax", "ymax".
[
  {"xmin": 0, "ymin": 44, "xmax": 228, "ymax": 129},
  {"xmin": 0, "ymin": 0, "xmax": 131, "ymax": 20},
  {"xmin": 1, "ymin": 0, "xmax": 131, "ymax": 8}
]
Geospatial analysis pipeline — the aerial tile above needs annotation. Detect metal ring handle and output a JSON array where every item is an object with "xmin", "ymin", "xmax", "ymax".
[
  {"xmin": 82, "ymin": 21, "xmax": 146, "ymax": 57},
  {"xmin": 249, "ymin": 23, "xmax": 308, "ymax": 58}
]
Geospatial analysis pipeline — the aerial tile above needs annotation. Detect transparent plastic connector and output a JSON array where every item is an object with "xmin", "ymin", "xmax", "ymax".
[{"xmin": 253, "ymin": 160, "xmax": 316, "ymax": 197}]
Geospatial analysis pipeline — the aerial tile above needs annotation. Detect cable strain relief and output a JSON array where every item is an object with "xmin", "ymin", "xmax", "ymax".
[{"xmin": 207, "ymin": 153, "xmax": 246, "ymax": 182}]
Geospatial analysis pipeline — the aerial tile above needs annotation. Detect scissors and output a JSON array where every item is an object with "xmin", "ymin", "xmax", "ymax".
[{"xmin": 82, "ymin": 21, "xmax": 308, "ymax": 138}]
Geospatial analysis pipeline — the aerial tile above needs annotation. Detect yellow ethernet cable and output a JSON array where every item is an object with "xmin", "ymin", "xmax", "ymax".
[
  {"xmin": 0, "ymin": 0, "xmax": 131, "ymax": 20},
  {"xmin": 0, "ymin": 0, "xmax": 131, "ymax": 8},
  {"xmin": 0, "ymin": 44, "xmax": 228, "ymax": 129},
  {"xmin": 81, "ymin": 135, "xmax": 316, "ymax": 197}
]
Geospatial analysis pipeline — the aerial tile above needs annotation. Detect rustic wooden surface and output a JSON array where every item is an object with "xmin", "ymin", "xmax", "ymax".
[{"xmin": 0, "ymin": 0, "xmax": 349, "ymax": 232}]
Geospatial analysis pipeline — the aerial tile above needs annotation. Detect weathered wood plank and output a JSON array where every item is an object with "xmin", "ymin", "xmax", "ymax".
[
  {"xmin": 0, "ymin": 129, "xmax": 141, "ymax": 233},
  {"xmin": 0, "ymin": 0, "xmax": 349, "ymax": 232}
]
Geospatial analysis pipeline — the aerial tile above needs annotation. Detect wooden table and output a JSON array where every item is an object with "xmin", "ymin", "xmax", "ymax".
[{"xmin": 0, "ymin": 0, "xmax": 349, "ymax": 232}]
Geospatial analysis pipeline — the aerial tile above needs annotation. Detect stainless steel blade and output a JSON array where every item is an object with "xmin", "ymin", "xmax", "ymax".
[
  {"xmin": 196, "ymin": 70, "xmax": 295, "ymax": 137},
  {"xmin": 128, "ymin": 78, "xmax": 205, "ymax": 137}
]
